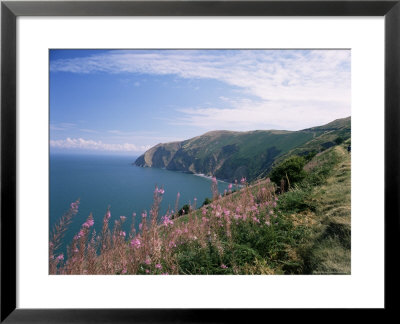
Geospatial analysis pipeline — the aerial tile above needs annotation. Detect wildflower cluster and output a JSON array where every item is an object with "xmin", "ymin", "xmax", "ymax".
[{"xmin": 50, "ymin": 177, "xmax": 307, "ymax": 275}]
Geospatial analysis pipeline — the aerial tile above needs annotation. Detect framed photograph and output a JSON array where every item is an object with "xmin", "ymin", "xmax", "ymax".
[{"xmin": 1, "ymin": 0, "xmax": 399, "ymax": 321}]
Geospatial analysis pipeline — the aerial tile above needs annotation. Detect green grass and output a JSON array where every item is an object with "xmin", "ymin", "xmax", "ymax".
[
  {"xmin": 298, "ymin": 145, "xmax": 351, "ymax": 274},
  {"xmin": 164, "ymin": 143, "xmax": 351, "ymax": 274}
]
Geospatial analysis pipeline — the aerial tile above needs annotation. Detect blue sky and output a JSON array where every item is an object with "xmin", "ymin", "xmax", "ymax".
[{"xmin": 50, "ymin": 49, "xmax": 351, "ymax": 155}]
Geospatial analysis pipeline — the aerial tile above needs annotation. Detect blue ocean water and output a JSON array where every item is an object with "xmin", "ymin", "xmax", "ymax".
[{"xmin": 50, "ymin": 154, "xmax": 229, "ymax": 251}]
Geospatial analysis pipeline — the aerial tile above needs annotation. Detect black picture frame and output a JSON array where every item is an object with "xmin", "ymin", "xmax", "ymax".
[{"xmin": 1, "ymin": 0, "xmax": 399, "ymax": 322}]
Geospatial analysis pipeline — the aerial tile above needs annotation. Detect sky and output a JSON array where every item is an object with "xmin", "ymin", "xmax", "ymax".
[{"xmin": 49, "ymin": 49, "xmax": 351, "ymax": 155}]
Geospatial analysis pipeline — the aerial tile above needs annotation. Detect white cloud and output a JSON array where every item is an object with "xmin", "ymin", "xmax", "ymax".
[
  {"xmin": 105, "ymin": 130, "xmax": 184, "ymax": 143},
  {"xmin": 50, "ymin": 50, "xmax": 350, "ymax": 102},
  {"xmin": 50, "ymin": 123, "xmax": 77, "ymax": 131},
  {"xmin": 50, "ymin": 138, "xmax": 151, "ymax": 152},
  {"xmin": 173, "ymin": 99, "xmax": 348, "ymax": 131},
  {"xmin": 50, "ymin": 49, "xmax": 351, "ymax": 131},
  {"xmin": 79, "ymin": 128, "xmax": 98, "ymax": 133}
]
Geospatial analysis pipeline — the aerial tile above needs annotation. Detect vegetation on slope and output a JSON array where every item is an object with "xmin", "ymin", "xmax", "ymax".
[
  {"xmin": 134, "ymin": 117, "xmax": 350, "ymax": 183},
  {"xmin": 50, "ymin": 141, "xmax": 351, "ymax": 275}
]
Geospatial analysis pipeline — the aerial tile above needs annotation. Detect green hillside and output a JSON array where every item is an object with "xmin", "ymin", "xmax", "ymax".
[
  {"xmin": 51, "ymin": 140, "xmax": 351, "ymax": 275},
  {"xmin": 134, "ymin": 117, "xmax": 351, "ymax": 182},
  {"xmin": 172, "ymin": 143, "xmax": 351, "ymax": 274}
]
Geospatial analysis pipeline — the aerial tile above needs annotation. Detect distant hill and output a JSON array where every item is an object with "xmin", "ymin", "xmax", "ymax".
[{"xmin": 134, "ymin": 117, "xmax": 351, "ymax": 182}]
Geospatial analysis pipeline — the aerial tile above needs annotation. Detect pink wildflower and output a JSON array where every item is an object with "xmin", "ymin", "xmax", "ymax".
[
  {"xmin": 119, "ymin": 231, "xmax": 126, "ymax": 237},
  {"xmin": 155, "ymin": 186, "xmax": 165, "ymax": 195},
  {"xmin": 145, "ymin": 258, "xmax": 151, "ymax": 265},
  {"xmin": 155, "ymin": 264, "xmax": 162, "ymax": 269},
  {"xmin": 220, "ymin": 264, "xmax": 228, "ymax": 269},
  {"xmin": 145, "ymin": 269, "xmax": 150, "ymax": 274},
  {"xmin": 130, "ymin": 238, "xmax": 141, "ymax": 249},
  {"xmin": 70, "ymin": 201, "xmax": 79, "ymax": 212},
  {"xmin": 104, "ymin": 210, "xmax": 111, "ymax": 222},
  {"xmin": 82, "ymin": 219, "xmax": 94, "ymax": 228},
  {"xmin": 56, "ymin": 254, "xmax": 64, "ymax": 261},
  {"xmin": 122, "ymin": 268, "xmax": 127, "ymax": 274},
  {"xmin": 162, "ymin": 215, "xmax": 174, "ymax": 227}
]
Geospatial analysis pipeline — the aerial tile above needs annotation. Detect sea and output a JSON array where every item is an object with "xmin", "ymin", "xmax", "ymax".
[{"xmin": 50, "ymin": 154, "xmax": 230, "ymax": 252}]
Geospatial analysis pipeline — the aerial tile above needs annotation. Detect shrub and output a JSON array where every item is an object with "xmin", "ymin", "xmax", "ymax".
[
  {"xmin": 334, "ymin": 136, "xmax": 344, "ymax": 145},
  {"xmin": 270, "ymin": 155, "xmax": 307, "ymax": 189},
  {"xmin": 303, "ymin": 151, "xmax": 317, "ymax": 162},
  {"xmin": 178, "ymin": 204, "xmax": 191, "ymax": 216},
  {"xmin": 202, "ymin": 197, "xmax": 212, "ymax": 206}
]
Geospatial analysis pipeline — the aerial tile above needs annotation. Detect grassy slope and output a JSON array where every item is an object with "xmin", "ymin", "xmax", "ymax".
[
  {"xmin": 301, "ymin": 144, "xmax": 351, "ymax": 274},
  {"xmin": 267, "ymin": 116, "xmax": 351, "ymax": 170},
  {"xmin": 175, "ymin": 143, "xmax": 351, "ymax": 274}
]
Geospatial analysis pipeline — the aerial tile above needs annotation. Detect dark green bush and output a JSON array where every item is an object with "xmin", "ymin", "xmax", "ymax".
[
  {"xmin": 334, "ymin": 136, "xmax": 344, "ymax": 145},
  {"xmin": 178, "ymin": 204, "xmax": 191, "ymax": 216},
  {"xmin": 270, "ymin": 155, "xmax": 307, "ymax": 187},
  {"xmin": 202, "ymin": 197, "xmax": 212, "ymax": 206},
  {"xmin": 303, "ymin": 151, "xmax": 317, "ymax": 162}
]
